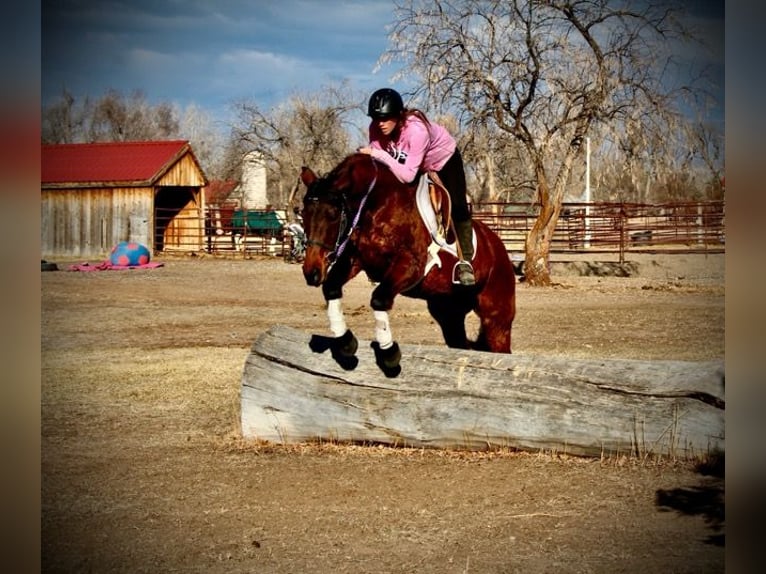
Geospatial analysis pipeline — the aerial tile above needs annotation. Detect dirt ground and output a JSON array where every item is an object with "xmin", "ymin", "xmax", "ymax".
[{"xmin": 41, "ymin": 251, "xmax": 725, "ymax": 573}]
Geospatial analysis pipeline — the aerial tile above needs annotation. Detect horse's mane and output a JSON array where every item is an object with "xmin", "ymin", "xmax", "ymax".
[
  {"xmin": 325, "ymin": 153, "xmax": 406, "ymax": 200},
  {"xmin": 304, "ymin": 153, "xmax": 411, "ymax": 210}
]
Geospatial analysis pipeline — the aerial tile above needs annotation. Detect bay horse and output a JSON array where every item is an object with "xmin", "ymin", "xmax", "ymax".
[{"xmin": 300, "ymin": 153, "xmax": 516, "ymax": 377}]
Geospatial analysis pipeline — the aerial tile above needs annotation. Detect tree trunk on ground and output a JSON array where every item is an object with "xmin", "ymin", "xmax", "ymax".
[{"xmin": 241, "ymin": 325, "xmax": 725, "ymax": 459}]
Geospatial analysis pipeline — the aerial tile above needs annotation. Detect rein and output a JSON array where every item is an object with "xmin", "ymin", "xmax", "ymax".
[{"xmin": 325, "ymin": 159, "xmax": 378, "ymax": 267}]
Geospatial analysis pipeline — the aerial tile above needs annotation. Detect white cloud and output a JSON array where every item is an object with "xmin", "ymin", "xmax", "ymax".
[{"xmin": 219, "ymin": 48, "xmax": 298, "ymax": 71}]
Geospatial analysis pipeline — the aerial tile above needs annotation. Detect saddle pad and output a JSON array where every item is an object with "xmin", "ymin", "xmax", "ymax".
[{"xmin": 414, "ymin": 175, "xmax": 476, "ymax": 275}]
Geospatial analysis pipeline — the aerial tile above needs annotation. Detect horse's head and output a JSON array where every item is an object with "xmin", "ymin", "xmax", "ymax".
[
  {"xmin": 299, "ymin": 165, "xmax": 348, "ymax": 286},
  {"xmin": 299, "ymin": 154, "xmax": 380, "ymax": 286}
]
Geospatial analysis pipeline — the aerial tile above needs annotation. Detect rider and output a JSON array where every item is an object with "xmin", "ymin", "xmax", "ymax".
[{"xmin": 357, "ymin": 87, "xmax": 476, "ymax": 286}]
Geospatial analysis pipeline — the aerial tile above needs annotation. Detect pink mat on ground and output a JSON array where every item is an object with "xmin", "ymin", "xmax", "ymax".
[{"xmin": 68, "ymin": 261, "xmax": 164, "ymax": 272}]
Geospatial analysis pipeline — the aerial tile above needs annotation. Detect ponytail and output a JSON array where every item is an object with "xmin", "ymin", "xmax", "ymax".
[{"xmin": 404, "ymin": 108, "xmax": 431, "ymax": 127}]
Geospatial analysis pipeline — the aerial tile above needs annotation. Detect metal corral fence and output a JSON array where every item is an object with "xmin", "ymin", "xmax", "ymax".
[
  {"xmin": 156, "ymin": 206, "xmax": 292, "ymax": 259},
  {"xmin": 157, "ymin": 201, "xmax": 724, "ymax": 262},
  {"xmin": 472, "ymin": 200, "xmax": 725, "ymax": 263}
]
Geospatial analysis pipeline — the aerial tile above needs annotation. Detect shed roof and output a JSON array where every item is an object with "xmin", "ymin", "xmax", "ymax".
[
  {"xmin": 42, "ymin": 140, "xmax": 197, "ymax": 186},
  {"xmin": 204, "ymin": 180, "xmax": 238, "ymax": 204}
]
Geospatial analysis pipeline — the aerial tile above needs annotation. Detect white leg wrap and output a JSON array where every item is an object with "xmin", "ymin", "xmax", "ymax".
[
  {"xmin": 373, "ymin": 310, "xmax": 393, "ymax": 349},
  {"xmin": 327, "ymin": 299, "xmax": 347, "ymax": 337}
]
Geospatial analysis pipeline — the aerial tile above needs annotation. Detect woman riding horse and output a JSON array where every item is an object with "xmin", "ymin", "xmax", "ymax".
[
  {"xmin": 357, "ymin": 88, "xmax": 476, "ymax": 286},
  {"xmin": 300, "ymin": 152, "xmax": 516, "ymax": 377}
]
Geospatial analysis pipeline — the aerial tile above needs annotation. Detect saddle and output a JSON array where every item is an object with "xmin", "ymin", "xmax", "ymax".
[
  {"xmin": 425, "ymin": 171, "xmax": 453, "ymax": 241},
  {"xmin": 414, "ymin": 173, "xmax": 476, "ymax": 276}
]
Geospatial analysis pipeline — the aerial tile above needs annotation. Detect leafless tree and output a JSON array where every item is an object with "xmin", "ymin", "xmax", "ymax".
[
  {"xmin": 85, "ymin": 89, "xmax": 179, "ymax": 142},
  {"xmin": 41, "ymin": 89, "xmax": 89, "ymax": 144},
  {"xmin": 379, "ymin": 0, "xmax": 716, "ymax": 285},
  {"xmin": 685, "ymin": 119, "xmax": 724, "ymax": 200},
  {"xmin": 43, "ymin": 89, "xmax": 179, "ymax": 142},
  {"xmin": 176, "ymin": 103, "xmax": 232, "ymax": 182},
  {"xmin": 593, "ymin": 112, "xmax": 723, "ymax": 204},
  {"xmin": 229, "ymin": 83, "xmax": 363, "ymax": 216},
  {"xmin": 42, "ymin": 89, "xmax": 233, "ymax": 182},
  {"xmin": 460, "ymin": 123, "xmax": 535, "ymax": 206}
]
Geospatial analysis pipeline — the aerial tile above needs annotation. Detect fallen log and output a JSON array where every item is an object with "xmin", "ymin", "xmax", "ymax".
[{"xmin": 240, "ymin": 325, "xmax": 725, "ymax": 459}]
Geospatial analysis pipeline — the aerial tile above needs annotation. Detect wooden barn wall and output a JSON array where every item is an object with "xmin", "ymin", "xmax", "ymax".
[
  {"xmin": 41, "ymin": 187, "xmax": 153, "ymax": 258},
  {"xmin": 156, "ymin": 153, "xmax": 206, "ymax": 187}
]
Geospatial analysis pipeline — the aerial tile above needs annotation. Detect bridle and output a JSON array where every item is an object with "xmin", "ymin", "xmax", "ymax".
[
  {"xmin": 305, "ymin": 159, "xmax": 378, "ymax": 271},
  {"xmin": 303, "ymin": 194, "xmax": 347, "ymax": 254}
]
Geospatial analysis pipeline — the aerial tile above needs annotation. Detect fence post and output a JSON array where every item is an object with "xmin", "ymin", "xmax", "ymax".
[
  {"xmin": 584, "ymin": 137, "xmax": 591, "ymax": 248},
  {"xmin": 618, "ymin": 205, "xmax": 626, "ymax": 265}
]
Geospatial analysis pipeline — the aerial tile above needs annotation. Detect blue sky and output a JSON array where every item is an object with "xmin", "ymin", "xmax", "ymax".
[
  {"xmin": 42, "ymin": 0, "xmax": 724, "ymax": 129},
  {"xmin": 42, "ymin": 0, "xmax": 400, "ymax": 121}
]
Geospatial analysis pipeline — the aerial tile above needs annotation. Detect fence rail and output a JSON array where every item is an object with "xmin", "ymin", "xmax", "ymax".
[
  {"xmin": 157, "ymin": 201, "xmax": 725, "ymax": 262},
  {"xmin": 472, "ymin": 200, "xmax": 725, "ymax": 263}
]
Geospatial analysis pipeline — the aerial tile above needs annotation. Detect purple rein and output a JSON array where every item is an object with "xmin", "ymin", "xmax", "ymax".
[{"xmin": 327, "ymin": 159, "xmax": 378, "ymax": 265}]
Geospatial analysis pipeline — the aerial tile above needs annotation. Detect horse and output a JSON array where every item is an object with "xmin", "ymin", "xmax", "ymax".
[{"xmin": 299, "ymin": 153, "xmax": 516, "ymax": 377}]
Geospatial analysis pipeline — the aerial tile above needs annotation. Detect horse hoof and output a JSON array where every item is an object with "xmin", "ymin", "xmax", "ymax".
[
  {"xmin": 335, "ymin": 329, "xmax": 358, "ymax": 356},
  {"xmin": 371, "ymin": 341, "xmax": 402, "ymax": 378},
  {"xmin": 309, "ymin": 334, "xmax": 332, "ymax": 353},
  {"xmin": 330, "ymin": 330, "xmax": 359, "ymax": 370}
]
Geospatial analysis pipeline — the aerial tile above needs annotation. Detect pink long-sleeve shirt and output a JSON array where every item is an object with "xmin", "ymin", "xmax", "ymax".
[{"xmin": 368, "ymin": 115, "xmax": 456, "ymax": 183}]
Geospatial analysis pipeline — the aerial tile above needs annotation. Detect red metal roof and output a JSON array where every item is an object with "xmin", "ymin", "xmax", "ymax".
[
  {"xmin": 204, "ymin": 180, "xmax": 238, "ymax": 203},
  {"xmin": 42, "ymin": 140, "xmax": 191, "ymax": 185}
]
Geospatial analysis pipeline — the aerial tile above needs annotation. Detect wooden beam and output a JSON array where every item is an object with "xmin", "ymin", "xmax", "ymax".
[{"xmin": 240, "ymin": 325, "xmax": 724, "ymax": 458}]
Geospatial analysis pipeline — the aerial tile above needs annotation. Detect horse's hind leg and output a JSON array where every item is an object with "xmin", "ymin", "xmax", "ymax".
[
  {"xmin": 369, "ymin": 284, "xmax": 403, "ymax": 377},
  {"xmin": 427, "ymin": 296, "xmax": 471, "ymax": 349},
  {"xmin": 476, "ymin": 316, "xmax": 511, "ymax": 353},
  {"xmin": 474, "ymin": 289, "xmax": 514, "ymax": 354}
]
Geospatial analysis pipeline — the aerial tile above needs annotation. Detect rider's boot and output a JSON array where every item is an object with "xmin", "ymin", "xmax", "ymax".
[{"xmin": 455, "ymin": 219, "xmax": 476, "ymax": 286}]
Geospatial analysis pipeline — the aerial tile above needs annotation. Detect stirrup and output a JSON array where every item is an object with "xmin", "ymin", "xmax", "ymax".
[{"xmin": 453, "ymin": 260, "xmax": 476, "ymax": 286}]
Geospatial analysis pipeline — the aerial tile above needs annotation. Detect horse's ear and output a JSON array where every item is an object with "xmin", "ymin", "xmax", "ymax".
[{"xmin": 300, "ymin": 166, "xmax": 317, "ymax": 187}]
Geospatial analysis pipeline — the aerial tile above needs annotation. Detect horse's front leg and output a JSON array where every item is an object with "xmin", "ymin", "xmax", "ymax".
[
  {"xmin": 369, "ymin": 283, "xmax": 402, "ymax": 378},
  {"xmin": 323, "ymin": 296, "xmax": 358, "ymax": 359},
  {"xmin": 320, "ymin": 259, "xmax": 361, "ymax": 367}
]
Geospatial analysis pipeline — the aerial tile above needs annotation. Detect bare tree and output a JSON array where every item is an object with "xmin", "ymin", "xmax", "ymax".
[
  {"xmin": 41, "ymin": 89, "xmax": 89, "ymax": 144},
  {"xmin": 86, "ymin": 89, "xmax": 180, "ymax": 142},
  {"xmin": 685, "ymin": 119, "xmax": 724, "ymax": 200},
  {"xmin": 42, "ymin": 89, "xmax": 234, "ymax": 183},
  {"xmin": 229, "ymin": 83, "xmax": 362, "ymax": 215},
  {"xmin": 176, "ymin": 103, "xmax": 231, "ymax": 181},
  {"xmin": 42, "ymin": 89, "xmax": 181, "ymax": 143},
  {"xmin": 460, "ymin": 123, "xmax": 535, "ymax": 206},
  {"xmin": 578, "ymin": 114, "xmax": 721, "ymax": 205},
  {"xmin": 380, "ymin": 0, "xmax": 714, "ymax": 285}
]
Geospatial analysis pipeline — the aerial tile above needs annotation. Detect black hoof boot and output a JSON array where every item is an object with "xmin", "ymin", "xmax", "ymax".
[
  {"xmin": 371, "ymin": 341, "xmax": 402, "ymax": 378},
  {"xmin": 331, "ymin": 329, "xmax": 359, "ymax": 370}
]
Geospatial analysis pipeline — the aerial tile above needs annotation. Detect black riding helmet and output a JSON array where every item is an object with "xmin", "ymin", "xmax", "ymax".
[{"xmin": 367, "ymin": 88, "xmax": 404, "ymax": 119}]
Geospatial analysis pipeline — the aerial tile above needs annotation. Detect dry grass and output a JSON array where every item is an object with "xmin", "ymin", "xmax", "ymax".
[
  {"xmin": 41, "ymin": 253, "xmax": 725, "ymax": 574},
  {"xmin": 217, "ymin": 435, "xmax": 721, "ymax": 474}
]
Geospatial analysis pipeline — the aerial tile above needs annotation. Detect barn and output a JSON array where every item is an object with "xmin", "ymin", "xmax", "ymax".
[{"xmin": 41, "ymin": 140, "xmax": 208, "ymax": 258}]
